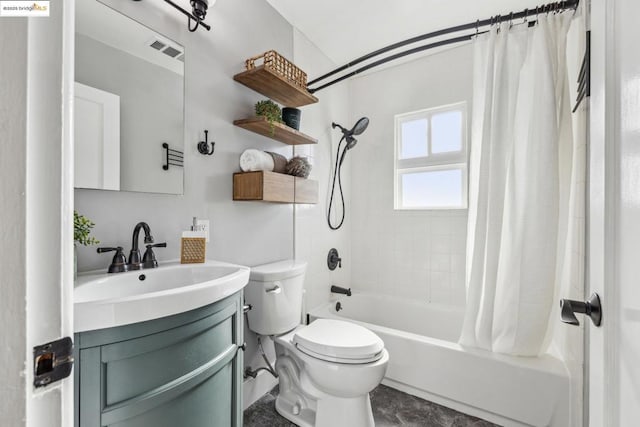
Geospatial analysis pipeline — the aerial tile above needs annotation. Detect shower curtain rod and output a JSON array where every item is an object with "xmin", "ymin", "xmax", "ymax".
[{"xmin": 307, "ymin": 0, "xmax": 579, "ymax": 93}]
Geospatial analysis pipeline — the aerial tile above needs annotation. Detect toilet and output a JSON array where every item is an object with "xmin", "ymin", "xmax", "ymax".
[{"xmin": 245, "ymin": 260, "xmax": 389, "ymax": 427}]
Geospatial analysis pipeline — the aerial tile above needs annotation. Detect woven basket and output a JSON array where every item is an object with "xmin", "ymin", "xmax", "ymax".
[
  {"xmin": 245, "ymin": 50, "xmax": 308, "ymax": 90},
  {"xmin": 180, "ymin": 237, "xmax": 206, "ymax": 264}
]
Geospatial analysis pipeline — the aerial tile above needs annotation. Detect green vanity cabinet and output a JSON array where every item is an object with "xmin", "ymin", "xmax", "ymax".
[{"xmin": 74, "ymin": 291, "xmax": 244, "ymax": 427}]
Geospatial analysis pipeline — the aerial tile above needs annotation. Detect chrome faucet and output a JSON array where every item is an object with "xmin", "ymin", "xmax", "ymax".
[{"xmin": 128, "ymin": 222, "xmax": 165, "ymax": 270}]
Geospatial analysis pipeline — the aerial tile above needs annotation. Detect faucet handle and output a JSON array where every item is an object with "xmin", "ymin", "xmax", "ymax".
[
  {"xmin": 327, "ymin": 248, "xmax": 342, "ymax": 270},
  {"xmin": 97, "ymin": 246, "xmax": 129, "ymax": 274},
  {"xmin": 142, "ymin": 243, "xmax": 166, "ymax": 269}
]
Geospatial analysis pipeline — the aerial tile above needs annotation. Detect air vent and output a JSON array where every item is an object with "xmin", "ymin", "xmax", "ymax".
[
  {"xmin": 150, "ymin": 40, "xmax": 166, "ymax": 50},
  {"xmin": 163, "ymin": 46, "xmax": 181, "ymax": 58},
  {"xmin": 146, "ymin": 37, "xmax": 183, "ymax": 63}
]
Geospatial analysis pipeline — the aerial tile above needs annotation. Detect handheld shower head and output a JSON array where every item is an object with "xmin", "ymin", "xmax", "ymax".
[
  {"xmin": 332, "ymin": 117, "xmax": 370, "ymax": 150},
  {"xmin": 328, "ymin": 116, "xmax": 370, "ymax": 231},
  {"xmin": 351, "ymin": 117, "xmax": 370, "ymax": 136}
]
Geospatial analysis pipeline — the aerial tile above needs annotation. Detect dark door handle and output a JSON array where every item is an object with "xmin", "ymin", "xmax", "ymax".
[{"xmin": 560, "ymin": 293, "xmax": 602, "ymax": 327}]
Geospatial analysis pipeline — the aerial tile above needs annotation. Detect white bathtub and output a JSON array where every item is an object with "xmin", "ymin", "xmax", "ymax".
[{"xmin": 308, "ymin": 292, "xmax": 570, "ymax": 427}]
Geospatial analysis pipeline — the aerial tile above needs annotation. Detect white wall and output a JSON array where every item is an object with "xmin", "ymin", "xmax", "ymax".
[
  {"xmin": 349, "ymin": 46, "xmax": 473, "ymax": 306},
  {"xmin": 0, "ymin": 17, "xmax": 28, "ymax": 427},
  {"xmin": 292, "ymin": 28, "xmax": 352, "ymax": 315}
]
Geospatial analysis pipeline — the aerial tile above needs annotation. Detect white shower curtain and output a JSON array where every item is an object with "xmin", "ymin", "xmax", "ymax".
[{"xmin": 460, "ymin": 13, "xmax": 579, "ymax": 356}]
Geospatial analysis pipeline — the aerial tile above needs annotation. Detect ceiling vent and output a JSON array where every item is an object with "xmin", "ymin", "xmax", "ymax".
[
  {"xmin": 147, "ymin": 38, "xmax": 183, "ymax": 61},
  {"xmin": 149, "ymin": 40, "xmax": 166, "ymax": 51},
  {"xmin": 162, "ymin": 46, "xmax": 181, "ymax": 58}
]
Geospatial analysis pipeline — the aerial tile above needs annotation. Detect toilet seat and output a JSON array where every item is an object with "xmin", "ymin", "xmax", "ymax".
[{"xmin": 293, "ymin": 319, "xmax": 384, "ymax": 364}]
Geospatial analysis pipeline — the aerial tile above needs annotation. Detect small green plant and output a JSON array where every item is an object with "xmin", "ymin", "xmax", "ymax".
[
  {"xmin": 74, "ymin": 211, "xmax": 100, "ymax": 246},
  {"xmin": 255, "ymin": 99, "xmax": 283, "ymax": 135}
]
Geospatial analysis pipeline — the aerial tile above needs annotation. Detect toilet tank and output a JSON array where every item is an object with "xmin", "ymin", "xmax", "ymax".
[{"xmin": 245, "ymin": 260, "xmax": 307, "ymax": 336}]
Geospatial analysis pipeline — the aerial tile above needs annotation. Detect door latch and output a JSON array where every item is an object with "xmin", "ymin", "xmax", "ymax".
[{"xmin": 33, "ymin": 337, "xmax": 74, "ymax": 388}]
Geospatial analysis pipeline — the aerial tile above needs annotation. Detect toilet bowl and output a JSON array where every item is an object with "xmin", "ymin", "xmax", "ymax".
[
  {"xmin": 274, "ymin": 321, "xmax": 389, "ymax": 427},
  {"xmin": 244, "ymin": 260, "xmax": 389, "ymax": 427}
]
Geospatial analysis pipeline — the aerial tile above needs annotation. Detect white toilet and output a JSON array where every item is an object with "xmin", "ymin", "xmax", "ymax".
[{"xmin": 245, "ymin": 260, "xmax": 389, "ymax": 427}]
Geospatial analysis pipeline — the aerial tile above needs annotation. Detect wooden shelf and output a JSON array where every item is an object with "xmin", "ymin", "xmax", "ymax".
[
  {"xmin": 233, "ymin": 171, "xmax": 318, "ymax": 204},
  {"xmin": 233, "ymin": 65, "xmax": 318, "ymax": 107},
  {"xmin": 234, "ymin": 117, "xmax": 317, "ymax": 146}
]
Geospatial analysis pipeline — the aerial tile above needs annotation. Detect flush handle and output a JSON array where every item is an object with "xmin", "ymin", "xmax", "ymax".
[{"xmin": 266, "ymin": 284, "xmax": 281, "ymax": 294}]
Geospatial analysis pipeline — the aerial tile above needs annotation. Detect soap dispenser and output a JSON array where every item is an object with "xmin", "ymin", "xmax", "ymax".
[{"xmin": 180, "ymin": 217, "xmax": 206, "ymax": 264}]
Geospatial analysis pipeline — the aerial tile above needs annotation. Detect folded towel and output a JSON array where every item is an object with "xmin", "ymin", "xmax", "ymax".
[{"xmin": 240, "ymin": 149, "xmax": 274, "ymax": 172}]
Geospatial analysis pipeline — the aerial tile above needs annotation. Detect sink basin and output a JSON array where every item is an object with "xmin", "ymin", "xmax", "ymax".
[{"xmin": 74, "ymin": 260, "xmax": 250, "ymax": 332}]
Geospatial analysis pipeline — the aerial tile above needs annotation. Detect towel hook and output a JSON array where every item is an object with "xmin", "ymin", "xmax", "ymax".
[
  {"xmin": 509, "ymin": 12, "xmax": 514, "ymax": 28},
  {"xmin": 475, "ymin": 19, "xmax": 480, "ymax": 37},
  {"xmin": 197, "ymin": 129, "xmax": 215, "ymax": 155}
]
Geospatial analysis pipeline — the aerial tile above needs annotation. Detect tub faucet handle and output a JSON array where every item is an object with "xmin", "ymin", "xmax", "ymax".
[{"xmin": 327, "ymin": 248, "xmax": 342, "ymax": 270}]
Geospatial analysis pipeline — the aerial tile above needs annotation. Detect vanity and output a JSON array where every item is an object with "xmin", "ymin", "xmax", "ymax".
[{"xmin": 74, "ymin": 261, "xmax": 250, "ymax": 427}]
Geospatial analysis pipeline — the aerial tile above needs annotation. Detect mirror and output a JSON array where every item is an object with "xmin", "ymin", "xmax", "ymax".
[{"xmin": 74, "ymin": 0, "xmax": 185, "ymax": 195}]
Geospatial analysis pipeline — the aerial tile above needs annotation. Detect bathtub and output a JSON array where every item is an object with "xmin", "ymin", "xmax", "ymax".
[{"xmin": 308, "ymin": 292, "xmax": 570, "ymax": 427}]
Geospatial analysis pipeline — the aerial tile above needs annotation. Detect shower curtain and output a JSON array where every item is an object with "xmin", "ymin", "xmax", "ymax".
[{"xmin": 460, "ymin": 12, "xmax": 582, "ymax": 356}]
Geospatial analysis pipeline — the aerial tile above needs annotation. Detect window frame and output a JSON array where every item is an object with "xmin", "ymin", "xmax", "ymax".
[{"xmin": 394, "ymin": 102, "xmax": 469, "ymax": 210}]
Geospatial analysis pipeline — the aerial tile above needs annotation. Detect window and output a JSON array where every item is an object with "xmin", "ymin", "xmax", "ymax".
[{"xmin": 394, "ymin": 103, "xmax": 468, "ymax": 209}]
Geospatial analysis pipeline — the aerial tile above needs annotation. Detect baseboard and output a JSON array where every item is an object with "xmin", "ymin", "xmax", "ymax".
[
  {"xmin": 381, "ymin": 378, "xmax": 529, "ymax": 427},
  {"xmin": 243, "ymin": 370, "xmax": 278, "ymax": 410}
]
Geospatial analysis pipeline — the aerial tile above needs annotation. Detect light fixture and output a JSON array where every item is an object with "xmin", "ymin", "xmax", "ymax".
[
  {"xmin": 187, "ymin": 0, "xmax": 217, "ymax": 32},
  {"xmin": 190, "ymin": 0, "xmax": 208, "ymax": 21},
  {"xmin": 133, "ymin": 0, "xmax": 214, "ymax": 33}
]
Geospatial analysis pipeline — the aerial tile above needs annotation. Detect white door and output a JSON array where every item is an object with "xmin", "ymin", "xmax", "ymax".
[
  {"xmin": 0, "ymin": 2, "xmax": 75, "ymax": 426},
  {"xmin": 74, "ymin": 82, "xmax": 121, "ymax": 191},
  {"xmin": 588, "ymin": 0, "xmax": 640, "ymax": 425}
]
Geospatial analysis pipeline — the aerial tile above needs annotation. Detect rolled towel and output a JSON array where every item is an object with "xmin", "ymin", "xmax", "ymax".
[
  {"xmin": 267, "ymin": 152, "xmax": 288, "ymax": 173},
  {"xmin": 240, "ymin": 149, "xmax": 274, "ymax": 172}
]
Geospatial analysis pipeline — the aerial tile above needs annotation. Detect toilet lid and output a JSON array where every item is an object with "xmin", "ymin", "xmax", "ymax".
[{"xmin": 293, "ymin": 319, "xmax": 384, "ymax": 363}]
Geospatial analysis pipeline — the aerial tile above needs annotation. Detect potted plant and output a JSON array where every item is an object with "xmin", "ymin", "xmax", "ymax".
[
  {"xmin": 74, "ymin": 211, "xmax": 99, "ymax": 279},
  {"xmin": 255, "ymin": 99, "xmax": 283, "ymax": 135}
]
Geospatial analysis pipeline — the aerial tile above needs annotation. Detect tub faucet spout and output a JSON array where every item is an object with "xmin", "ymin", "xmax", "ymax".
[{"xmin": 330, "ymin": 285, "xmax": 351, "ymax": 296}]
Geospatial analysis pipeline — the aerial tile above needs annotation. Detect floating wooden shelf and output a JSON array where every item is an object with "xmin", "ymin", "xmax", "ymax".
[
  {"xmin": 233, "ymin": 171, "xmax": 318, "ymax": 204},
  {"xmin": 233, "ymin": 66, "xmax": 319, "ymax": 107},
  {"xmin": 234, "ymin": 117, "xmax": 317, "ymax": 146}
]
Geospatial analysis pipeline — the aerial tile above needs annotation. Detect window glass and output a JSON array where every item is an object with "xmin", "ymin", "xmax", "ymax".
[
  {"xmin": 400, "ymin": 118, "xmax": 428, "ymax": 159},
  {"xmin": 431, "ymin": 110, "xmax": 462, "ymax": 154},
  {"xmin": 401, "ymin": 169, "xmax": 463, "ymax": 208},
  {"xmin": 394, "ymin": 103, "xmax": 467, "ymax": 209}
]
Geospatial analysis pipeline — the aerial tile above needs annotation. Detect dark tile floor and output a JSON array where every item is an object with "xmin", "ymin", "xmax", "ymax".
[{"xmin": 243, "ymin": 384, "xmax": 499, "ymax": 427}]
